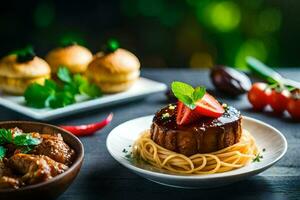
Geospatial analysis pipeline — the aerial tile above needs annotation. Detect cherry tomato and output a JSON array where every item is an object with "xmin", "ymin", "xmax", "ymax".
[
  {"xmin": 247, "ymin": 82, "xmax": 270, "ymax": 110},
  {"xmin": 268, "ymin": 89, "xmax": 290, "ymax": 114},
  {"xmin": 287, "ymin": 89, "xmax": 300, "ymax": 120}
]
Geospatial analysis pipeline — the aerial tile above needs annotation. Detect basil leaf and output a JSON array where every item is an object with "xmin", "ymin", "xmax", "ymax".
[
  {"xmin": 192, "ymin": 87, "xmax": 206, "ymax": 102},
  {"xmin": 14, "ymin": 134, "xmax": 41, "ymax": 146},
  {"xmin": 0, "ymin": 146, "xmax": 6, "ymax": 160},
  {"xmin": 57, "ymin": 67, "xmax": 72, "ymax": 83}
]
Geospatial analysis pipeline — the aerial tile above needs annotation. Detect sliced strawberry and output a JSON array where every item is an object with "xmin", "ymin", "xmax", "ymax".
[
  {"xmin": 195, "ymin": 93, "xmax": 224, "ymax": 118},
  {"xmin": 176, "ymin": 101, "xmax": 203, "ymax": 125}
]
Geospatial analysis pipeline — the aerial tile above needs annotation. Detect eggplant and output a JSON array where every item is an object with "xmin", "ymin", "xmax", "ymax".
[{"xmin": 210, "ymin": 66, "xmax": 252, "ymax": 96}]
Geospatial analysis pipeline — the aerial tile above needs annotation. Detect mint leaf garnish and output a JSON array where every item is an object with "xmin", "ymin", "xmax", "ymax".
[
  {"xmin": 171, "ymin": 81, "xmax": 206, "ymax": 109},
  {"xmin": 193, "ymin": 87, "xmax": 206, "ymax": 102}
]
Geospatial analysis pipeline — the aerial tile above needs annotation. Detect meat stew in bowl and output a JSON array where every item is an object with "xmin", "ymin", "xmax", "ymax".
[{"xmin": 0, "ymin": 127, "xmax": 76, "ymax": 189}]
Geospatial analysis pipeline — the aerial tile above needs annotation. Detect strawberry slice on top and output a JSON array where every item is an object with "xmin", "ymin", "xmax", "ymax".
[
  {"xmin": 176, "ymin": 101, "xmax": 202, "ymax": 125},
  {"xmin": 172, "ymin": 81, "xmax": 224, "ymax": 125}
]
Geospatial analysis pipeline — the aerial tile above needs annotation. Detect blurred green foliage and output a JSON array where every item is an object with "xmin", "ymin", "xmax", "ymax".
[
  {"xmin": 119, "ymin": 0, "xmax": 282, "ymax": 69},
  {"xmin": 2, "ymin": 0, "xmax": 290, "ymax": 69}
]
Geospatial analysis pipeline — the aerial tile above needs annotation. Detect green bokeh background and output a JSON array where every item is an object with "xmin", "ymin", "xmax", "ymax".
[{"xmin": 0, "ymin": 0, "xmax": 299, "ymax": 69}]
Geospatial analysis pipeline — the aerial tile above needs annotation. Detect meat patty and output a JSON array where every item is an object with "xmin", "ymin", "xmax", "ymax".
[
  {"xmin": 151, "ymin": 104, "xmax": 242, "ymax": 156},
  {"xmin": 8, "ymin": 154, "xmax": 68, "ymax": 184},
  {"xmin": 31, "ymin": 133, "xmax": 75, "ymax": 166}
]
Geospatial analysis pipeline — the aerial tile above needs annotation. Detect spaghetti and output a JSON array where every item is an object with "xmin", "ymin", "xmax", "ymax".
[{"xmin": 133, "ymin": 129, "xmax": 258, "ymax": 174}]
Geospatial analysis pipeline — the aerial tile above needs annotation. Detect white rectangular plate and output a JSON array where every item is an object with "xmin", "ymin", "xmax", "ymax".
[{"xmin": 0, "ymin": 77, "xmax": 167, "ymax": 120}]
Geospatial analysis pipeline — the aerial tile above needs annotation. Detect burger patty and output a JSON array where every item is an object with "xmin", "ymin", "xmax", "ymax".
[{"xmin": 150, "ymin": 104, "xmax": 242, "ymax": 156}]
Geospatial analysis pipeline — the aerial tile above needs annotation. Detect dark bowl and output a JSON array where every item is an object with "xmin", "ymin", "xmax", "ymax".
[{"xmin": 0, "ymin": 121, "xmax": 84, "ymax": 200}]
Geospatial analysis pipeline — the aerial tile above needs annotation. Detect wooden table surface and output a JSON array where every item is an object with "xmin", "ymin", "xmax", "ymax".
[{"xmin": 0, "ymin": 69, "xmax": 299, "ymax": 200}]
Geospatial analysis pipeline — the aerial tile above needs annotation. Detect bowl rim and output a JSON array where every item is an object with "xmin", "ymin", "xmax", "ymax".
[
  {"xmin": 106, "ymin": 115, "xmax": 288, "ymax": 180},
  {"xmin": 0, "ymin": 120, "xmax": 84, "ymax": 192}
]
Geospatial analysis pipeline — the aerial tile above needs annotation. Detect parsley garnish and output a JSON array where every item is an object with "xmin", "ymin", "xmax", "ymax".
[
  {"xmin": 24, "ymin": 67, "xmax": 102, "ymax": 108},
  {"xmin": 0, "ymin": 146, "xmax": 6, "ymax": 160},
  {"xmin": 171, "ymin": 81, "xmax": 206, "ymax": 110},
  {"xmin": 253, "ymin": 153, "xmax": 263, "ymax": 162},
  {"xmin": 0, "ymin": 128, "xmax": 41, "ymax": 159},
  {"xmin": 13, "ymin": 46, "xmax": 36, "ymax": 63},
  {"xmin": 103, "ymin": 39, "xmax": 120, "ymax": 53}
]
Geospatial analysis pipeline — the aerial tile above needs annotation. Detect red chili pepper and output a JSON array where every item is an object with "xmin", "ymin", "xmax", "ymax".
[{"xmin": 60, "ymin": 113, "xmax": 113, "ymax": 136}]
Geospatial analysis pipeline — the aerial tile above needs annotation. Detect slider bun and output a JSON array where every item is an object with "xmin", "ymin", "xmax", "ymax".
[
  {"xmin": 0, "ymin": 75, "xmax": 49, "ymax": 95},
  {"xmin": 86, "ymin": 48, "xmax": 140, "ymax": 93},
  {"xmin": 0, "ymin": 55, "xmax": 51, "ymax": 78},
  {"xmin": 87, "ymin": 48, "xmax": 140, "ymax": 74},
  {"xmin": 95, "ymin": 79, "xmax": 137, "ymax": 93},
  {"xmin": 46, "ymin": 44, "xmax": 93, "ymax": 74}
]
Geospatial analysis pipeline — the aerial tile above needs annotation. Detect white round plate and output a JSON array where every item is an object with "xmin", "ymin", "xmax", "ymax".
[{"xmin": 106, "ymin": 115, "xmax": 287, "ymax": 188}]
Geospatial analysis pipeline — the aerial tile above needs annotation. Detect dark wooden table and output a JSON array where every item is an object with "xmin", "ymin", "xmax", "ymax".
[{"xmin": 0, "ymin": 69, "xmax": 299, "ymax": 200}]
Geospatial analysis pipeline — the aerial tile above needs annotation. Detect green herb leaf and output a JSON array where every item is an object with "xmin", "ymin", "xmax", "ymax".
[
  {"xmin": 192, "ymin": 87, "xmax": 206, "ymax": 102},
  {"xmin": 0, "ymin": 129, "xmax": 13, "ymax": 144},
  {"xmin": 44, "ymin": 79, "xmax": 58, "ymax": 91},
  {"xmin": 60, "ymin": 40, "xmax": 77, "ymax": 48},
  {"xmin": 0, "ymin": 146, "xmax": 6, "ymax": 160},
  {"xmin": 63, "ymin": 83, "xmax": 78, "ymax": 95},
  {"xmin": 171, "ymin": 81, "xmax": 206, "ymax": 109},
  {"xmin": 105, "ymin": 39, "xmax": 120, "ymax": 53},
  {"xmin": 14, "ymin": 134, "xmax": 41, "ymax": 146},
  {"xmin": 49, "ymin": 91, "xmax": 75, "ymax": 108},
  {"xmin": 79, "ymin": 83, "xmax": 102, "ymax": 98},
  {"xmin": 171, "ymin": 81, "xmax": 194, "ymax": 96},
  {"xmin": 24, "ymin": 66, "xmax": 102, "ymax": 109},
  {"xmin": 13, "ymin": 46, "xmax": 36, "ymax": 63},
  {"xmin": 73, "ymin": 74, "xmax": 88, "ymax": 87},
  {"xmin": 57, "ymin": 67, "xmax": 72, "ymax": 83},
  {"xmin": 24, "ymin": 83, "xmax": 54, "ymax": 108}
]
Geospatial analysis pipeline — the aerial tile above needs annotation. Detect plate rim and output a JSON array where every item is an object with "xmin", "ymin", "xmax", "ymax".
[{"xmin": 106, "ymin": 115, "xmax": 288, "ymax": 180}]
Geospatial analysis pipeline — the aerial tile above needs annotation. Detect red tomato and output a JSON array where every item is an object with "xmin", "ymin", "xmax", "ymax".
[
  {"xmin": 287, "ymin": 90, "xmax": 300, "ymax": 120},
  {"xmin": 247, "ymin": 83, "xmax": 270, "ymax": 110},
  {"xmin": 268, "ymin": 89, "xmax": 290, "ymax": 114}
]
